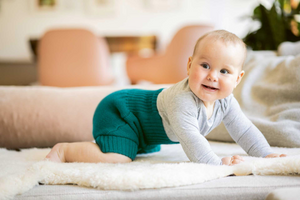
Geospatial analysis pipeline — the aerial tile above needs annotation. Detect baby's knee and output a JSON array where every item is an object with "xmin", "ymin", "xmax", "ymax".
[
  {"xmin": 53, "ymin": 142, "xmax": 67, "ymax": 150},
  {"xmin": 46, "ymin": 142, "xmax": 68, "ymax": 162},
  {"xmin": 51, "ymin": 143, "xmax": 69, "ymax": 156}
]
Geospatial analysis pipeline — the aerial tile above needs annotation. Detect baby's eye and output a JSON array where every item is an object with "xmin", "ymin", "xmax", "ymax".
[
  {"xmin": 201, "ymin": 63, "xmax": 210, "ymax": 69},
  {"xmin": 220, "ymin": 69, "xmax": 229, "ymax": 74}
]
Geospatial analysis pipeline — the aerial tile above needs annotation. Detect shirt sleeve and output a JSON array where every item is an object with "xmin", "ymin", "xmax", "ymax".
[
  {"xmin": 167, "ymin": 96, "xmax": 223, "ymax": 165},
  {"xmin": 223, "ymin": 96, "xmax": 274, "ymax": 157}
]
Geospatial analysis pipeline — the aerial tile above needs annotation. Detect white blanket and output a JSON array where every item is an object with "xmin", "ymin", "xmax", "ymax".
[{"xmin": 1, "ymin": 142, "xmax": 300, "ymax": 200}]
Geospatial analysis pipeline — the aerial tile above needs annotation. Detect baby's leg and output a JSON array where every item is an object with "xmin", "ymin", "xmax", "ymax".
[{"xmin": 45, "ymin": 142, "xmax": 132, "ymax": 163}]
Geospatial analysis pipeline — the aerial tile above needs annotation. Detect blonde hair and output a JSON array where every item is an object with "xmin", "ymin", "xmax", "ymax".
[{"xmin": 192, "ymin": 30, "xmax": 247, "ymax": 66}]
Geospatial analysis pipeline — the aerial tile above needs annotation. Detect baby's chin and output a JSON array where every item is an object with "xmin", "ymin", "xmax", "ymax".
[
  {"xmin": 190, "ymin": 87, "xmax": 232, "ymax": 102},
  {"xmin": 198, "ymin": 94, "xmax": 231, "ymax": 103}
]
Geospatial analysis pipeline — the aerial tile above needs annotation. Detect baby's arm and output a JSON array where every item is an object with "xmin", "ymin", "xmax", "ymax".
[
  {"xmin": 223, "ymin": 97, "xmax": 274, "ymax": 158},
  {"xmin": 171, "ymin": 116, "xmax": 222, "ymax": 165},
  {"xmin": 167, "ymin": 99, "xmax": 223, "ymax": 165}
]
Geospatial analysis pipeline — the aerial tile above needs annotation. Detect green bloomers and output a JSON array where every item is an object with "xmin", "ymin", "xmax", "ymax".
[{"xmin": 93, "ymin": 88, "xmax": 178, "ymax": 160}]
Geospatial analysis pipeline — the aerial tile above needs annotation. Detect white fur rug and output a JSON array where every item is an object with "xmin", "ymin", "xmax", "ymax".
[{"xmin": 1, "ymin": 142, "xmax": 300, "ymax": 200}]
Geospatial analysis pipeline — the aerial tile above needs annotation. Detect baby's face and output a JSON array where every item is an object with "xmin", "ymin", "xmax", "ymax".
[{"xmin": 187, "ymin": 36, "xmax": 245, "ymax": 104}]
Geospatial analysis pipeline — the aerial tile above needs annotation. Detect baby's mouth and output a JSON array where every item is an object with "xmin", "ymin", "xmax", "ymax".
[{"xmin": 202, "ymin": 84, "xmax": 219, "ymax": 90}]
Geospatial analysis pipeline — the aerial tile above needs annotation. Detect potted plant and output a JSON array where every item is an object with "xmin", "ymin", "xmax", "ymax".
[{"xmin": 243, "ymin": 0, "xmax": 300, "ymax": 50}]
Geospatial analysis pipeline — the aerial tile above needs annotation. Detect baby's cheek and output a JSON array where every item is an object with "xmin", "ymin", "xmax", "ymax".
[
  {"xmin": 194, "ymin": 71, "xmax": 204, "ymax": 82},
  {"xmin": 189, "ymin": 74, "xmax": 200, "ymax": 85},
  {"xmin": 223, "ymin": 79, "xmax": 236, "ymax": 90}
]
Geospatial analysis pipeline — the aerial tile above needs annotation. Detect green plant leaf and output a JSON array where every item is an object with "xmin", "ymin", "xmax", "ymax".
[
  {"xmin": 253, "ymin": 4, "xmax": 262, "ymax": 20},
  {"xmin": 267, "ymin": 3, "xmax": 286, "ymax": 47}
]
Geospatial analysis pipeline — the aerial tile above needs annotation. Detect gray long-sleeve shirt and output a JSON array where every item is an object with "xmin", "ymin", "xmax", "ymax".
[{"xmin": 157, "ymin": 78, "xmax": 274, "ymax": 165}]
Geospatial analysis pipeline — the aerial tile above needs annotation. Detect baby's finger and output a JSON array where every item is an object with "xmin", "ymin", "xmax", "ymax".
[
  {"xmin": 233, "ymin": 155, "xmax": 241, "ymax": 159},
  {"xmin": 232, "ymin": 158, "xmax": 244, "ymax": 165},
  {"xmin": 280, "ymin": 154, "xmax": 287, "ymax": 157},
  {"xmin": 265, "ymin": 154, "xmax": 277, "ymax": 158},
  {"xmin": 233, "ymin": 155, "xmax": 244, "ymax": 161}
]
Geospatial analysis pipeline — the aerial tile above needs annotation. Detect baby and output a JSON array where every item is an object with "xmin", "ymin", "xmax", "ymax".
[{"xmin": 46, "ymin": 30, "xmax": 286, "ymax": 166}]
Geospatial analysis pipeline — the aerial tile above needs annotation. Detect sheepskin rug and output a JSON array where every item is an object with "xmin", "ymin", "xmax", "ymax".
[{"xmin": 1, "ymin": 142, "xmax": 300, "ymax": 200}]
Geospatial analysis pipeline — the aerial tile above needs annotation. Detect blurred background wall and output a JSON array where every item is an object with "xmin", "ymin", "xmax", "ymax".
[
  {"xmin": 0, "ymin": 0, "xmax": 265, "ymax": 85},
  {"xmin": 0, "ymin": 0, "xmax": 262, "ymax": 61}
]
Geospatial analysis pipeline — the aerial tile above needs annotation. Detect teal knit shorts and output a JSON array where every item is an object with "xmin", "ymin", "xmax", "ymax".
[{"xmin": 92, "ymin": 89, "xmax": 177, "ymax": 161}]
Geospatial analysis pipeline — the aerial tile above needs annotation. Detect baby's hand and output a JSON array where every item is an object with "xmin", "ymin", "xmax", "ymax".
[
  {"xmin": 265, "ymin": 153, "xmax": 287, "ymax": 158},
  {"xmin": 222, "ymin": 155, "xmax": 244, "ymax": 166}
]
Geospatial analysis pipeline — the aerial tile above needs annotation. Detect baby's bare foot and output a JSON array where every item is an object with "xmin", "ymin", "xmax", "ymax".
[{"xmin": 45, "ymin": 143, "xmax": 66, "ymax": 163}]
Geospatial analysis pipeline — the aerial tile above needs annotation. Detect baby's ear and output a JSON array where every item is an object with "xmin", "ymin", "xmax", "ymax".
[
  {"xmin": 235, "ymin": 70, "xmax": 245, "ymax": 87},
  {"xmin": 186, "ymin": 56, "xmax": 193, "ymax": 75}
]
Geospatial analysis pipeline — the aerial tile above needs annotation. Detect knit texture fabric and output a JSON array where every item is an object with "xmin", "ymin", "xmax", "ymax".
[{"xmin": 93, "ymin": 89, "xmax": 178, "ymax": 160}]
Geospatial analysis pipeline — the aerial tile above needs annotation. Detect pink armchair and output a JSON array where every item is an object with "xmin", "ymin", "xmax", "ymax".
[
  {"xmin": 126, "ymin": 25, "xmax": 214, "ymax": 84},
  {"xmin": 38, "ymin": 29, "xmax": 114, "ymax": 87}
]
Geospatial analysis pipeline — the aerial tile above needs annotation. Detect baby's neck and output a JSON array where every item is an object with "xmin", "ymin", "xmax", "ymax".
[
  {"xmin": 202, "ymin": 100, "xmax": 215, "ymax": 109},
  {"xmin": 202, "ymin": 101, "xmax": 215, "ymax": 119}
]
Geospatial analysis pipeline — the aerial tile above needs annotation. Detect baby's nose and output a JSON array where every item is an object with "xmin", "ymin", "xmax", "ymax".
[{"xmin": 207, "ymin": 71, "xmax": 218, "ymax": 81}]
